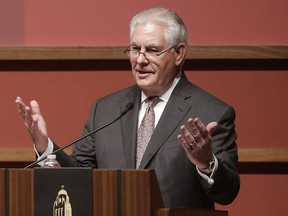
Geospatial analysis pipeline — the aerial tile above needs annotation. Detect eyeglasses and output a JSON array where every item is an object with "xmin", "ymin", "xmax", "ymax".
[{"xmin": 124, "ymin": 45, "xmax": 174, "ymax": 60}]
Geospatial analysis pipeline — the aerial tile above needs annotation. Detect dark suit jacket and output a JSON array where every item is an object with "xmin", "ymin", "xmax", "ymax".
[{"xmin": 55, "ymin": 73, "xmax": 240, "ymax": 209}]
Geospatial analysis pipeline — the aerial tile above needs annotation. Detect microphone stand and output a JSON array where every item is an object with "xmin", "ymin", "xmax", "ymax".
[{"xmin": 24, "ymin": 103, "xmax": 134, "ymax": 169}]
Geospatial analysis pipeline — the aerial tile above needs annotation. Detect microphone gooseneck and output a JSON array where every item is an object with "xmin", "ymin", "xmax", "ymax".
[{"xmin": 24, "ymin": 102, "xmax": 134, "ymax": 169}]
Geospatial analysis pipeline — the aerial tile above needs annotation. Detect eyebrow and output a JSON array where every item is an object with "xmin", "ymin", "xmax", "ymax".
[{"xmin": 131, "ymin": 42, "xmax": 160, "ymax": 49}]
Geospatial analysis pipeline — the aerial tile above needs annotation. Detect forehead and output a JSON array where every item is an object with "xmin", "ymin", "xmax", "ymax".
[{"xmin": 131, "ymin": 22, "xmax": 168, "ymax": 46}]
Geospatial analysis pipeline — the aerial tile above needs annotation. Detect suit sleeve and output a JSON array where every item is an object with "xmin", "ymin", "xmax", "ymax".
[
  {"xmin": 199, "ymin": 105, "xmax": 240, "ymax": 205},
  {"xmin": 53, "ymin": 101, "xmax": 99, "ymax": 168}
]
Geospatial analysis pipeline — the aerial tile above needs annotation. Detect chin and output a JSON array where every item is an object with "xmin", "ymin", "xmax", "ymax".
[
  {"xmin": 138, "ymin": 84, "xmax": 159, "ymax": 96},
  {"xmin": 136, "ymin": 78, "xmax": 151, "ymax": 86}
]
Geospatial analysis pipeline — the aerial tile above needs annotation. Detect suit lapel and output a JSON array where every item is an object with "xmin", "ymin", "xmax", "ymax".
[
  {"xmin": 139, "ymin": 75, "xmax": 193, "ymax": 168},
  {"xmin": 120, "ymin": 87, "xmax": 141, "ymax": 168}
]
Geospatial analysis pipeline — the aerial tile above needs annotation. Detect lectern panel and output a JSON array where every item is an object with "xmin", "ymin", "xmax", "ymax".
[
  {"xmin": 121, "ymin": 169, "xmax": 164, "ymax": 216},
  {"xmin": 1, "ymin": 169, "xmax": 228, "ymax": 216},
  {"xmin": 0, "ymin": 169, "xmax": 5, "ymax": 216},
  {"xmin": 93, "ymin": 169, "xmax": 118, "ymax": 216},
  {"xmin": 92, "ymin": 169, "xmax": 164, "ymax": 216},
  {"xmin": 34, "ymin": 168, "xmax": 93, "ymax": 216},
  {"xmin": 8, "ymin": 169, "xmax": 34, "ymax": 216}
]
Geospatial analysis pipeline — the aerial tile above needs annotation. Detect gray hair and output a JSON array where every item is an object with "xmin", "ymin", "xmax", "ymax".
[{"xmin": 130, "ymin": 7, "xmax": 188, "ymax": 47}]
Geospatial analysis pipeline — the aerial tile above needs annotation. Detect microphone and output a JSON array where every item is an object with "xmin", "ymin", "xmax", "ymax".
[{"xmin": 24, "ymin": 102, "xmax": 134, "ymax": 169}]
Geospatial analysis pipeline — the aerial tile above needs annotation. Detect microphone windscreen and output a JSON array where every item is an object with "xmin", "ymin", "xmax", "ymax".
[{"xmin": 122, "ymin": 102, "xmax": 134, "ymax": 115}]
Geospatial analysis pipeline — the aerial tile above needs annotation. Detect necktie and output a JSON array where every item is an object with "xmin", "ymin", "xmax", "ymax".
[{"xmin": 136, "ymin": 96, "xmax": 160, "ymax": 168}]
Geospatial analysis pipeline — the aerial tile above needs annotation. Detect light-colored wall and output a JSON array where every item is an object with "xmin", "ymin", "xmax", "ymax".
[{"xmin": 1, "ymin": 1, "xmax": 287, "ymax": 216}]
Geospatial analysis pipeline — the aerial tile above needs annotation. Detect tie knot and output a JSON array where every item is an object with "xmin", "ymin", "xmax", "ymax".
[{"xmin": 147, "ymin": 96, "xmax": 160, "ymax": 108}]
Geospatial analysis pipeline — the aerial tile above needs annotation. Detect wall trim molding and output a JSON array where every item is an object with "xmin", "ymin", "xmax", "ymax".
[
  {"xmin": 0, "ymin": 46, "xmax": 287, "ymax": 70},
  {"xmin": 0, "ymin": 147, "xmax": 287, "ymax": 173}
]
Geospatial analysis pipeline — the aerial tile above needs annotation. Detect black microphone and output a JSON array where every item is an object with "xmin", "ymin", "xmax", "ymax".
[{"xmin": 24, "ymin": 102, "xmax": 134, "ymax": 169}]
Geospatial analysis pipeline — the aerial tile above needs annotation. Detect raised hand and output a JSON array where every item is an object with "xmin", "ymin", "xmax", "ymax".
[
  {"xmin": 15, "ymin": 96, "xmax": 49, "ymax": 154},
  {"xmin": 178, "ymin": 118, "xmax": 217, "ymax": 170}
]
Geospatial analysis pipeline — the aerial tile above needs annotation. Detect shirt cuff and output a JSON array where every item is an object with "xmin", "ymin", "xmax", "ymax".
[
  {"xmin": 196, "ymin": 154, "xmax": 218, "ymax": 186},
  {"xmin": 33, "ymin": 138, "xmax": 54, "ymax": 167}
]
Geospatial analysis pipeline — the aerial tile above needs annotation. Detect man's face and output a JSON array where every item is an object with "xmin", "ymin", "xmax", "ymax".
[{"xmin": 130, "ymin": 22, "xmax": 179, "ymax": 96}]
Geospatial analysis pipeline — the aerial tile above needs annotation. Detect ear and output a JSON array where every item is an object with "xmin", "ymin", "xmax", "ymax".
[{"xmin": 174, "ymin": 43, "xmax": 187, "ymax": 66}]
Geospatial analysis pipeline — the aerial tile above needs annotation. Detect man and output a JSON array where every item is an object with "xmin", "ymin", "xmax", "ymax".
[{"xmin": 16, "ymin": 7, "xmax": 240, "ymax": 209}]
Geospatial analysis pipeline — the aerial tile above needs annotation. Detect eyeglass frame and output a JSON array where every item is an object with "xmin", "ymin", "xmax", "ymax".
[{"xmin": 124, "ymin": 45, "xmax": 175, "ymax": 60}]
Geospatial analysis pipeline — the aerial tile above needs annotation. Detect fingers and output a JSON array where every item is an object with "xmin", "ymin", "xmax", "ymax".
[
  {"xmin": 188, "ymin": 118, "xmax": 217, "ymax": 138},
  {"xmin": 178, "ymin": 124, "xmax": 196, "ymax": 150},
  {"xmin": 15, "ymin": 96, "xmax": 27, "ymax": 114},
  {"xmin": 16, "ymin": 97, "xmax": 31, "ymax": 123},
  {"xmin": 15, "ymin": 97, "xmax": 48, "ymax": 153},
  {"xmin": 15, "ymin": 97, "xmax": 41, "ymax": 131},
  {"xmin": 182, "ymin": 118, "xmax": 207, "ymax": 144},
  {"xmin": 188, "ymin": 118, "xmax": 203, "ymax": 142},
  {"xmin": 16, "ymin": 97, "xmax": 41, "ymax": 115},
  {"xmin": 178, "ymin": 118, "xmax": 217, "ymax": 168},
  {"xmin": 178, "ymin": 118, "xmax": 217, "ymax": 150},
  {"xmin": 177, "ymin": 133, "xmax": 192, "ymax": 152}
]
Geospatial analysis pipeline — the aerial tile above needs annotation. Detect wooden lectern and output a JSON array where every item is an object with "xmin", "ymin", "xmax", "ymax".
[{"xmin": 0, "ymin": 168, "xmax": 228, "ymax": 216}]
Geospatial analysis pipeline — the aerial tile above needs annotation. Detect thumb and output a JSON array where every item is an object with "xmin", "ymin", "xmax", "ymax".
[
  {"xmin": 207, "ymin": 121, "xmax": 217, "ymax": 134},
  {"xmin": 30, "ymin": 100, "xmax": 41, "ymax": 115}
]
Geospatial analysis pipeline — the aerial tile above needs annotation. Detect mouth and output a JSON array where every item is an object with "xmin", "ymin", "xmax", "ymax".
[
  {"xmin": 136, "ymin": 69, "xmax": 154, "ymax": 75},
  {"xmin": 136, "ymin": 70, "xmax": 154, "ymax": 79}
]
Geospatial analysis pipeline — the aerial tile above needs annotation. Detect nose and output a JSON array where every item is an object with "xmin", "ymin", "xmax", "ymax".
[{"xmin": 136, "ymin": 52, "xmax": 149, "ymax": 64}]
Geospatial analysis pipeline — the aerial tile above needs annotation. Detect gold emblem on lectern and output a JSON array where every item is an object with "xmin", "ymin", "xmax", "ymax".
[{"xmin": 53, "ymin": 185, "xmax": 72, "ymax": 216}]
